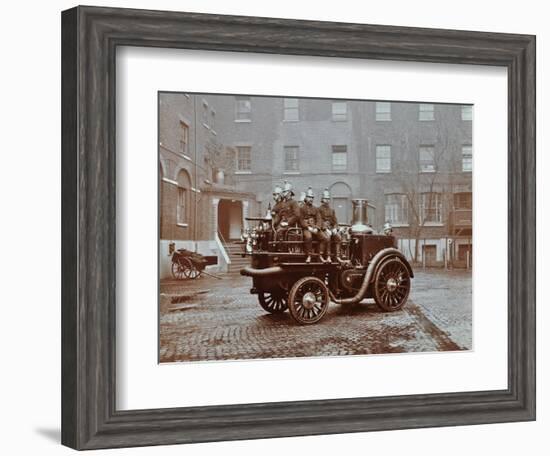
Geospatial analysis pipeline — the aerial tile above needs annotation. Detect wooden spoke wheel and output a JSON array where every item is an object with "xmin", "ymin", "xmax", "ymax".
[
  {"xmin": 171, "ymin": 257, "xmax": 197, "ymax": 280},
  {"xmin": 373, "ymin": 257, "xmax": 411, "ymax": 311},
  {"xmin": 186, "ymin": 262, "xmax": 202, "ymax": 279},
  {"xmin": 288, "ymin": 276, "xmax": 329, "ymax": 325},
  {"xmin": 258, "ymin": 290, "xmax": 288, "ymax": 314}
]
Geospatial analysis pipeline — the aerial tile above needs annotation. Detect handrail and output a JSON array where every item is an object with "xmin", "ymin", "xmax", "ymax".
[
  {"xmin": 214, "ymin": 231, "xmax": 231, "ymax": 265},
  {"xmin": 216, "ymin": 228, "xmax": 228, "ymax": 245}
]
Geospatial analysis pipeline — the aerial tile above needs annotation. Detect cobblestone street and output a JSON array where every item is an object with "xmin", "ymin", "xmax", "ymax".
[{"xmin": 159, "ymin": 269, "xmax": 471, "ymax": 363}]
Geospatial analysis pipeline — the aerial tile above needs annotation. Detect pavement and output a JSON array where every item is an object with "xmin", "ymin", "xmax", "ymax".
[{"xmin": 159, "ymin": 268, "xmax": 472, "ymax": 363}]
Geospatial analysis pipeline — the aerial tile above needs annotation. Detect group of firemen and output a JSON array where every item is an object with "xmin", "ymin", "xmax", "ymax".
[{"xmin": 270, "ymin": 181, "xmax": 343, "ymax": 264}]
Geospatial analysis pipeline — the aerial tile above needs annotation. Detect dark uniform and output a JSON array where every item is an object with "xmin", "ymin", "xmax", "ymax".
[
  {"xmin": 299, "ymin": 204, "xmax": 329, "ymax": 257},
  {"xmin": 319, "ymin": 204, "xmax": 342, "ymax": 258},
  {"xmin": 273, "ymin": 199, "xmax": 300, "ymax": 241}
]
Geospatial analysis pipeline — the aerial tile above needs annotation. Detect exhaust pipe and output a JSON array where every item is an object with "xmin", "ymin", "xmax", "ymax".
[{"xmin": 329, "ymin": 248, "xmax": 401, "ymax": 304}]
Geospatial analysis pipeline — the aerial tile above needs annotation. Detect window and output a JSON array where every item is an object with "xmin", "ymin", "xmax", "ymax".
[
  {"xmin": 461, "ymin": 105, "xmax": 473, "ymax": 121},
  {"xmin": 454, "ymin": 192, "xmax": 472, "ymax": 210},
  {"xmin": 332, "ymin": 145, "xmax": 348, "ymax": 172},
  {"xmin": 202, "ymin": 100, "xmax": 209, "ymax": 127},
  {"xmin": 210, "ymin": 110, "xmax": 216, "ymax": 132},
  {"xmin": 385, "ymin": 194, "xmax": 408, "ymax": 225},
  {"xmin": 376, "ymin": 145, "xmax": 391, "ymax": 173},
  {"xmin": 176, "ymin": 187, "xmax": 187, "ymax": 224},
  {"xmin": 236, "ymin": 146, "xmax": 251, "ymax": 171},
  {"xmin": 419, "ymin": 103, "xmax": 435, "ymax": 121},
  {"xmin": 419, "ymin": 146, "xmax": 436, "ymax": 172},
  {"xmin": 462, "ymin": 145, "xmax": 472, "ymax": 172},
  {"xmin": 420, "ymin": 192, "xmax": 442, "ymax": 224},
  {"xmin": 284, "ymin": 146, "xmax": 300, "ymax": 172},
  {"xmin": 332, "ymin": 102, "xmax": 347, "ymax": 121},
  {"xmin": 180, "ymin": 121, "xmax": 189, "ymax": 155},
  {"xmin": 283, "ymin": 98, "xmax": 299, "ymax": 121},
  {"xmin": 235, "ymin": 96, "xmax": 251, "ymax": 121},
  {"xmin": 375, "ymin": 102, "xmax": 391, "ymax": 121}
]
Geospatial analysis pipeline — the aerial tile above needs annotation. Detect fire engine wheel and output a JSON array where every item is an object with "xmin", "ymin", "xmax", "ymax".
[
  {"xmin": 373, "ymin": 257, "xmax": 411, "ymax": 312},
  {"xmin": 258, "ymin": 291, "xmax": 288, "ymax": 314},
  {"xmin": 288, "ymin": 277, "xmax": 329, "ymax": 325}
]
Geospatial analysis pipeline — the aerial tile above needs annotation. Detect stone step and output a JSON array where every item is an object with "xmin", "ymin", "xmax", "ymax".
[{"xmin": 225, "ymin": 248, "xmax": 244, "ymax": 254}]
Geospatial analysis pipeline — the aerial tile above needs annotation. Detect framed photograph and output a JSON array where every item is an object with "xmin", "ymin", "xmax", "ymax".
[{"xmin": 61, "ymin": 5, "xmax": 536, "ymax": 450}]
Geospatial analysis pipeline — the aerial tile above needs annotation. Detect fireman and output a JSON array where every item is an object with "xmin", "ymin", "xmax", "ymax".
[
  {"xmin": 265, "ymin": 184, "xmax": 283, "ymax": 223},
  {"xmin": 297, "ymin": 191, "xmax": 306, "ymax": 208},
  {"xmin": 318, "ymin": 188, "xmax": 343, "ymax": 263},
  {"xmin": 270, "ymin": 184, "xmax": 283, "ymax": 216},
  {"xmin": 273, "ymin": 181, "xmax": 300, "ymax": 242},
  {"xmin": 299, "ymin": 187, "xmax": 329, "ymax": 263}
]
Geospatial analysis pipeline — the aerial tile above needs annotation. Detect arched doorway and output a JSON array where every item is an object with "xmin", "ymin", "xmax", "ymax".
[
  {"xmin": 329, "ymin": 182, "xmax": 352, "ymax": 225},
  {"xmin": 218, "ymin": 199, "xmax": 243, "ymax": 241}
]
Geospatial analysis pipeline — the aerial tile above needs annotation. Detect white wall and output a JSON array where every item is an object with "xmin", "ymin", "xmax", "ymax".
[{"xmin": 0, "ymin": 1, "xmax": 546, "ymax": 455}]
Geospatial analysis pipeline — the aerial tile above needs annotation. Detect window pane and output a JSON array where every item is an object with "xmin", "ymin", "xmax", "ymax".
[
  {"xmin": 375, "ymin": 102, "xmax": 391, "ymax": 121},
  {"xmin": 235, "ymin": 96, "xmax": 251, "ymax": 120},
  {"xmin": 283, "ymin": 98, "xmax": 299, "ymax": 121},
  {"xmin": 462, "ymin": 145, "xmax": 472, "ymax": 172},
  {"xmin": 202, "ymin": 102, "xmax": 209, "ymax": 125},
  {"xmin": 461, "ymin": 105, "xmax": 473, "ymax": 121},
  {"xmin": 210, "ymin": 110, "xmax": 216, "ymax": 131},
  {"xmin": 376, "ymin": 145, "xmax": 391, "ymax": 172},
  {"xmin": 284, "ymin": 146, "xmax": 299, "ymax": 171},
  {"xmin": 180, "ymin": 122, "xmax": 189, "ymax": 154},
  {"xmin": 385, "ymin": 194, "xmax": 408, "ymax": 224},
  {"xmin": 421, "ymin": 192, "xmax": 442, "ymax": 223},
  {"xmin": 419, "ymin": 146, "xmax": 436, "ymax": 172},
  {"xmin": 236, "ymin": 146, "xmax": 251, "ymax": 171},
  {"xmin": 177, "ymin": 187, "xmax": 186, "ymax": 224},
  {"xmin": 332, "ymin": 145, "xmax": 347, "ymax": 171},
  {"xmin": 284, "ymin": 98, "xmax": 298, "ymax": 108},
  {"xmin": 419, "ymin": 103, "xmax": 435, "ymax": 121},
  {"xmin": 332, "ymin": 102, "xmax": 347, "ymax": 121}
]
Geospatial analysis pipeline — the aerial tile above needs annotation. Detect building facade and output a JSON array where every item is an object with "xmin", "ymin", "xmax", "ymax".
[
  {"xmin": 159, "ymin": 93, "xmax": 473, "ymax": 276},
  {"xmin": 158, "ymin": 93, "xmax": 257, "ymax": 278}
]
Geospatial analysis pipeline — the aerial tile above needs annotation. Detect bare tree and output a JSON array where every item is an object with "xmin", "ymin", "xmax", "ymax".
[{"xmin": 392, "ymin": 110, "xmax": 458, "ymax": 263}]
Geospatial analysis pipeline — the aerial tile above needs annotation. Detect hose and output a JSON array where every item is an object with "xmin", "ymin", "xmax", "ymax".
[
  {"xmin": 240, "ymin": 266, "xmax": 284, "ymax": 277},
  {"xmin": 329, "ymin": 247, "xmax": 402, "ymax": 304}
]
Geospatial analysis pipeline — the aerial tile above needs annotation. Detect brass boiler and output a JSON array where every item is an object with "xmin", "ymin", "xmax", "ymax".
[{"xmin": 351, "ymin": 199, "xmax": 373, "ymax": 234}]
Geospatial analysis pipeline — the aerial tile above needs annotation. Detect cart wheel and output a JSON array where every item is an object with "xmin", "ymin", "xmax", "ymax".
[
  {"xmin": 258, "ymin": 291, "xmax": 288, "ymax": 313},
  {"xmin": 171, "ymin": 259, "xmax": 187, "ymax": 280},
  {"xmin": 180, "ymin": 257, "xmax": 195, "ymax": 279},
  {"xmin": 187, "ymin": 262, "xmax": 202, "ymax": 279},
  {"xmin": 373, "ymin": 257, "xmax": 411, "ymax": 311},
  {"xmin": 172, "ymin": 258, "xmax": 202, "ymax": 280},
  {"xmin": 288, "ymin": 276, "xmax": 329, "ymax": 325}
]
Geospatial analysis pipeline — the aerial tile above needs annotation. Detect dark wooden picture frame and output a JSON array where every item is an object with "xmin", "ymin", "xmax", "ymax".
[{"xmin": 61, "ymin": 6, "xmax": 536, "ymax": 450}]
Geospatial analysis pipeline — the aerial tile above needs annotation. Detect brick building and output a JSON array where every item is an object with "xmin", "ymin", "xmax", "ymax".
[
  {"xmin": 159, "ymin": 93, "xmax": 473, "ymax": 276},
  {"xmin": 158, "ymin": 93, "xmax": 257, "ymax": 278}
]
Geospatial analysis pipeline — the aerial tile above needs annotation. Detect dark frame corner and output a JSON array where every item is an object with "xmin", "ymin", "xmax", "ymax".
[{"xmin": 61, "ymin": 5, "xmax": 536, "ymax": 450}]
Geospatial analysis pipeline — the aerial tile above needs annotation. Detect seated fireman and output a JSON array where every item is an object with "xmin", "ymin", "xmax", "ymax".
[
  {"xmin": 270, "ymin": 184, "xmax": 283, "ymax": 217},
  {"xmin": 318, "ymin": 188, "xmax": 343, "ymax": 263},
  {"xmin": 273, "ymin": 181, "xmax": 300, "ymax": 242},
  {"xmin": 300, "ymin": 187, "xmax": 329, "ymax": 263}
]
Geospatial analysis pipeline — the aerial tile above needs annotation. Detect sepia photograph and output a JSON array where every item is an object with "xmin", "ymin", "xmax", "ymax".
[{"xmin": 158, "ymin": 93, "xmax": 473, "ymax": 363}]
